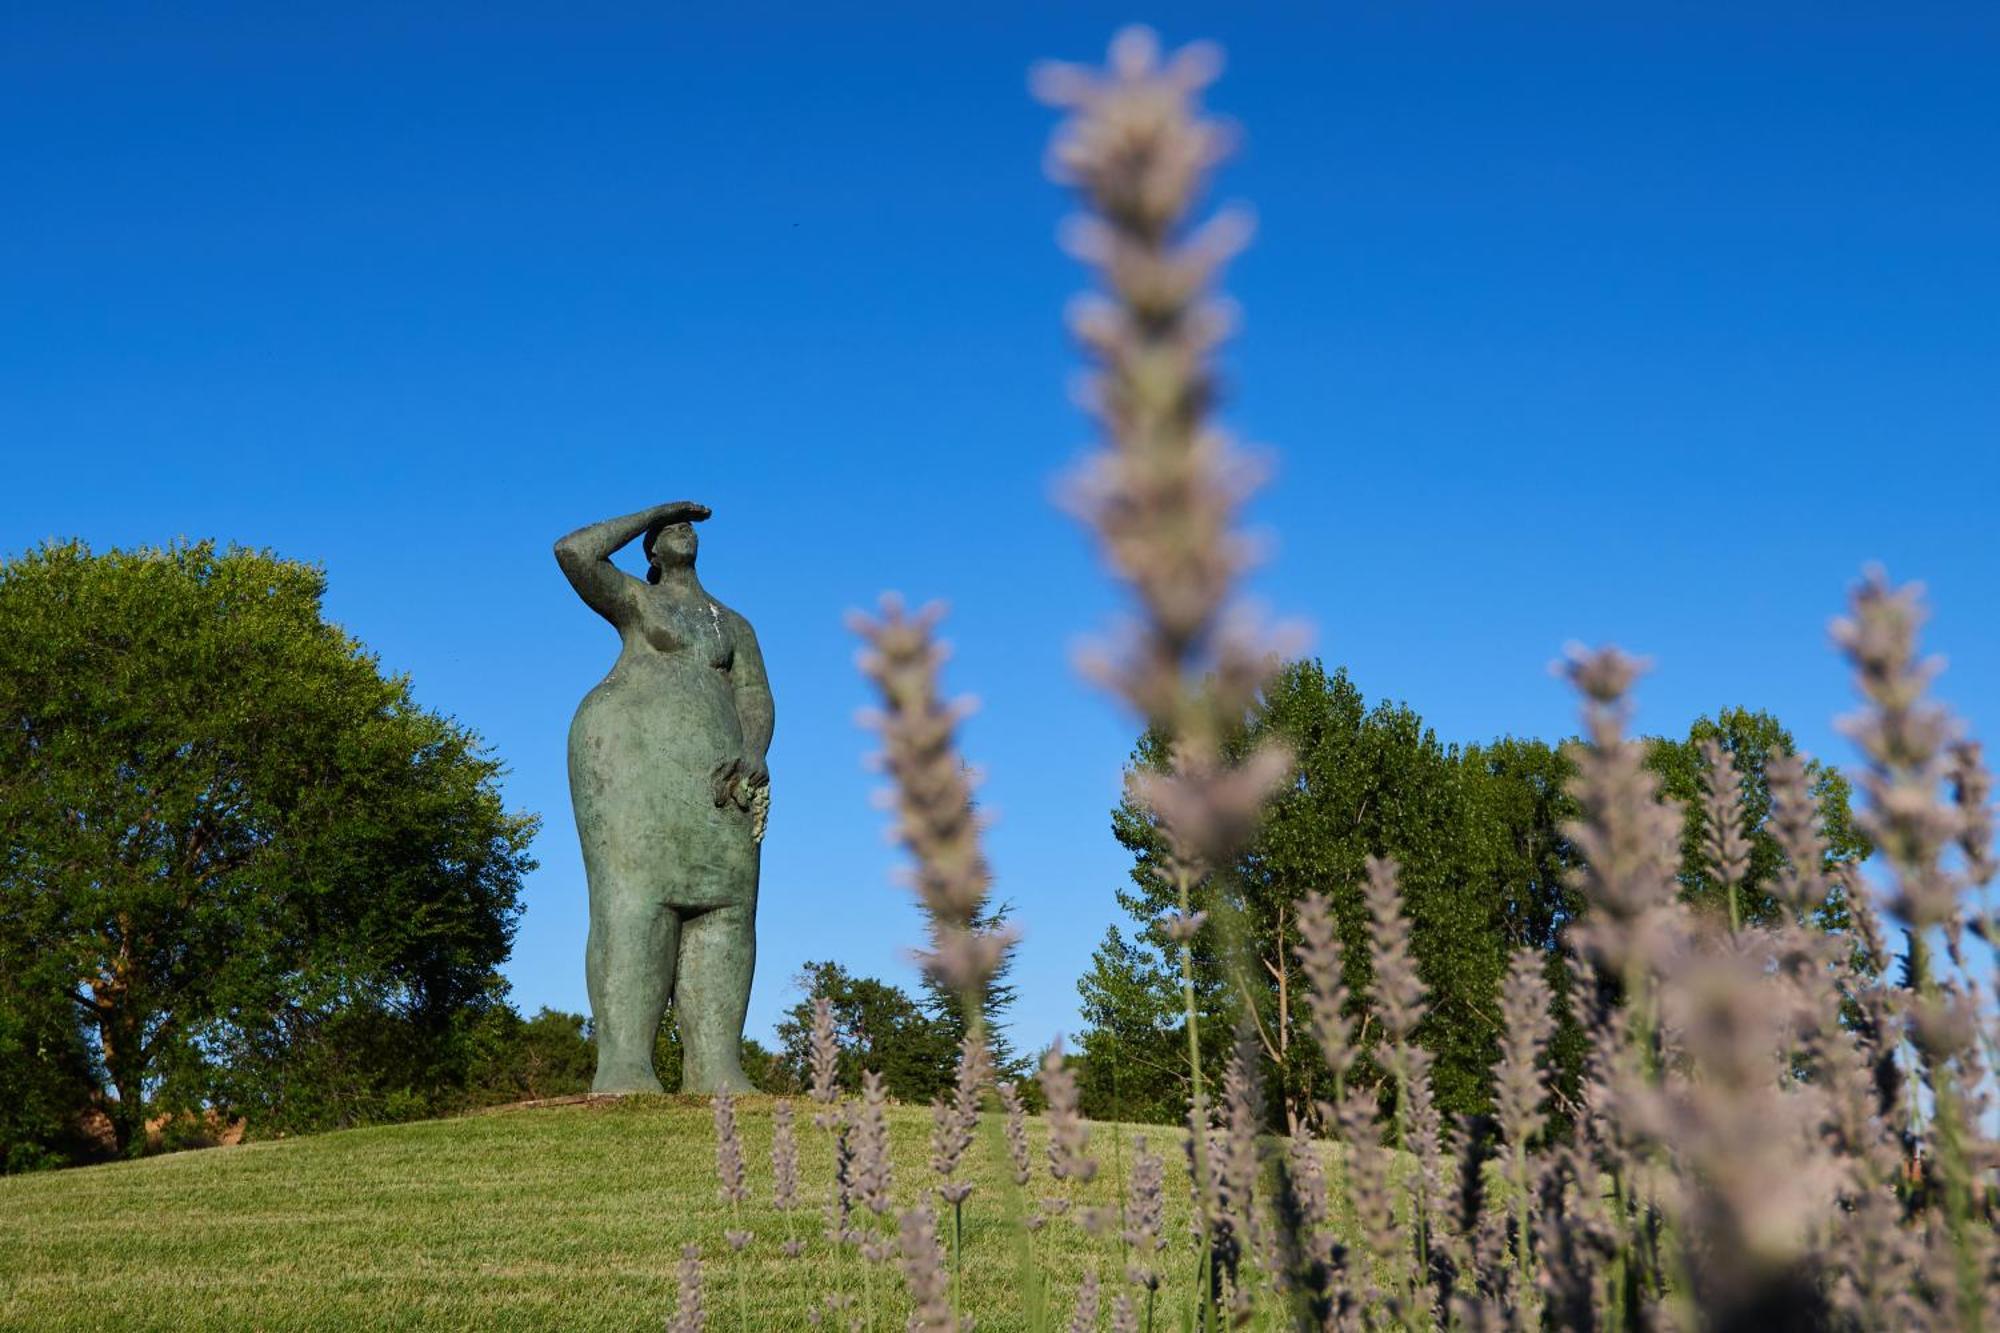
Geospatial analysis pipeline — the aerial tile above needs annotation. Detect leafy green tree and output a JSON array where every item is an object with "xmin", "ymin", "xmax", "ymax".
[
  {"xmin": 1075, "ymin": 663, "xmax": 1863, "ymax": 1130},
  {"xmin": 461, "ymin": 1006, "xmax": 598, "ymax": 1105},
  {"xmin": 1461, "ymin": 735, "xmax": 1584, "ymax": 951},
  {"xmin": 454, "ymin": 1004, "xmax": 788, "ymax": 1107},
  {"xmin": 0, "ymin": 540, "xmax": 537, "ymax": 1156},
  {"xmin": 1075, "ymin": 921, "xmax": 1188, "ymax": 1123},
  {"xmin": 1644, "ymin": 707, "xmax": 1867, "ymax": 931},
  {"xmin": 1080, "ymin": 661, "xmax": 1551, "ymax": 1123},
  {"xmin": 0, "ymin": 961, "xmax": 99, "ymax": 1171},
  {"xmin": 775, "ymin": 961, "xmax": 958, "ymax": 1104}
]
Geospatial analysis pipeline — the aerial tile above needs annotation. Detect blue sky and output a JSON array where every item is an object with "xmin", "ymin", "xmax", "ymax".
[{"xmin": 4, "ymin": 3, "xmax": 1996, "ymax": 1057}]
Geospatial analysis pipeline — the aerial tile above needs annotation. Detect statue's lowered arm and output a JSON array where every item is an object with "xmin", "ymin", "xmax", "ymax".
[
  {"xmin": 733, "ymin": 618, "xmax": 774, "ymax": 770},
  {"xmin": 728, "ymin": 615, "xmax": 775, "ymax": 838}
]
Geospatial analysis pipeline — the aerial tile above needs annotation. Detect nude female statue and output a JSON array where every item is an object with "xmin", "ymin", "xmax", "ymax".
[{"xmin": 555, "ymin": 501, "xmax": 772, "ymax": 1095}]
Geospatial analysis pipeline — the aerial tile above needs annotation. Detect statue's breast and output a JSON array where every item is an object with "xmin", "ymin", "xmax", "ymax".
[{"xmin": 634, "ymin": 598, "xmax": 732, "ymax": 666}]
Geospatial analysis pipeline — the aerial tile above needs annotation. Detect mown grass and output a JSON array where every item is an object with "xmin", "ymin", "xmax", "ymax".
[{"xmin": 0, "ymin": 1097, "xmax": 1230, "ymax": 1332}]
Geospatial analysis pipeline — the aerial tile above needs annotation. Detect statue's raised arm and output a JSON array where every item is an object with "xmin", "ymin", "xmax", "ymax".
[{"xmin": 553, "ymin": 500, "xmax": 711, "ymax": 624}]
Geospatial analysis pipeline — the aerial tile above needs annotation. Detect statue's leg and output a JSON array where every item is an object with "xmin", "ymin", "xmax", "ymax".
[
  {"xmin": 587, "ymin": 890, "xmax": 680, "ymax": 1095},
  {"xmin": 674, "ymin": 900, "xmax": 756, "ymax": 1095}
]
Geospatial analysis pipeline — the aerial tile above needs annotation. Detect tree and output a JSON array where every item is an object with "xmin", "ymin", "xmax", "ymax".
[
  {"xmin": 1079, "ymin": 661, "xmax": 1554, "ymax": 1124},
  {"xmin": 651, "ymin": 1010, "xmax": 789, "ymax": 1096},
  {"xmin": 1075, "ymin": 921, "xmax": 1189, "ymax": 1123},
  {"xmin": 1644, "ymin": 707, "xmax": 1867, "ymax": 932},
  {"xmin": 461, "ymin": 1006, "xmax": 597, "ymax": 1106},
  {"xmin": 775, "ymin": 961, "xmax": 958, "ymax": 1104},
  {"xmin": 454, "ymin": 1004, "xmax": 788, "ymax": 1108},
  {"xmin": 0, "ymin": 958, "xmax": 99, "ymax": 1171},
  {"xmin": 1074, "ymin": 662, "xmax": 1864, "ymax": 1130},
  {"xmin": 0, "ymin": 540, "xmax": 537, "ymax": 1156},
  {"xmin": 918, "ymin": 900, "xmax": 1026, "ymax": 1078}
]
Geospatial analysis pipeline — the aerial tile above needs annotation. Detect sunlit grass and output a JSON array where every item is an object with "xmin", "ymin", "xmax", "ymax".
[{"xmin": 0, "ymin": 1097, "xmax": 1251, "ymax": 1331}]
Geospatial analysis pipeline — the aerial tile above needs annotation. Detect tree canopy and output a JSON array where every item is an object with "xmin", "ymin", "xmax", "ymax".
[
  {"xmin": 1075, "ymin": 659, "xmax": 1865, "ymax": 1128},
  {"xmin": 1644, "ymin": 706, "xmax": 1868, "ymax": 932},
  {"xmin": 0, "ymin": 540, "xmax": 538, "ymax": 1162},
  {"xmin": 775, "ymin": 961, "xmax": 961, "ymax": 1105}
]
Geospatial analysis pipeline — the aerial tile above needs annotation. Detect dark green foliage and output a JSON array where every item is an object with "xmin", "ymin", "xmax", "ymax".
[
  {"xmin": 1080, "ymin": 661, "xmax": 1561, "ymax": 1124},
  {"xmin": 919, "ymin": 901, "xmax": 1027, "ymax": 1079},
  {"xmin": 0, "ymin": 540, "xmax": 538, "ymax": 1161},
  {"xmin": 462, "ymin": 1006, "xmax": 599, "ymax": 1104},
  {"xmin": 0, "ymin": 963, "xmax": 100, "ymax": 1172},
  {"xmin": 457, "ymin": 1004, "xmax": 788, "ymax": 1107},
  {"xmin": 775, "ymin": 961, "xmax": 959, "ymax": 1104},
  {"xmin": 1643, "ymin": 707, "xmax": 1867, "ymax": 931},
  {"xmin": 208, "ymin": 997, "xmax": 479, "ymax": 1135},
  {"xmin": 1075, "ymin": 923, "xmax": 1188, "ymax": 1123},
  {"xmin": 1075, "ymin": 662, "xmax": 1863, "ymax": 1132},
  {"xmin": 651, "ymin": 1012, "xmax": 789, "ymax": 1096}
]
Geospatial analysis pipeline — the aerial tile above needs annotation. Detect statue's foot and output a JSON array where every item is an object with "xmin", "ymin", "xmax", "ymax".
[
  {"xmin": 681, "ymin": 1065, "xmax": 755, "ymax": 1097},
  {"xmin": 592, "ymin": 1064, "xmax": 665, "ymax": 1096}
]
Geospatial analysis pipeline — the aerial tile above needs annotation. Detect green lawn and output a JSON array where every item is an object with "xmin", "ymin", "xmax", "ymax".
[{"xmin": 0, "ymin": 1097, "xmax": 1214, "ymax": 1331}]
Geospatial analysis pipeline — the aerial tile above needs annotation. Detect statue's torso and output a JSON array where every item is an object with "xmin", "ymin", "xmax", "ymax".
[{"xmin": 567, "ymin": 584, "xmax": 757, "ymax": 908}]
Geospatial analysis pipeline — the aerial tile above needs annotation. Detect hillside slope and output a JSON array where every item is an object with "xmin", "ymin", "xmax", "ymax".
[{"xmin": 0, "ymin": 1096, "xmax": 1180, "ymax": 1332}]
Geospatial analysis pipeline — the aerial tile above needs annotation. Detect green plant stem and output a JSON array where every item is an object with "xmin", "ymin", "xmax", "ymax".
[
  {"xmin": 1511, "ymin": 1142, "xmax": 1533, "ymax": 1310},
  {"xmin": 950, "ymin": 1197, "xmax": 963, "ymax": 1317},
  {"xmin": 864, "ymin": 1229, "xmax": 878, "ymax": 1333},
  {"xmin": 1606, "ymin": 1169, "xmax": 1629, "ymax": 1332},
  {"xmin": 1905, "ymin": 930, "xmax": 1984, "ymax": 1332},
  {"xmin": 730, "ymin": 1197, "xmax": 749, "ymax": 1330},
  {"xmin": 822, "ymin": 1116, "xmax": 854, "ymax": 1327},
  {"xmin": 1390, "ymin": 1057, "xmax": 1418, "ymax": 1315},
  {"xmin": 1112, "ymin": 1058, "xmax": 1129, "ymax": 1286},
  {"xmin": 1173, "ymin": 867, "xmax": 1216, "ymax": 1333}
]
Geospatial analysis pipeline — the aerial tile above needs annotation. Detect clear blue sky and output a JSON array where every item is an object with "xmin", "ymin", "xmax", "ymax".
[{"xmin": 5, "ymin": 3, "xmax": 1996, "ymax": 1057}]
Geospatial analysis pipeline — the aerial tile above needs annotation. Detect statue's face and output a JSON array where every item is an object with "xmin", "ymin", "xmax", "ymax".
[{"xmin": 648, "ymin": 522, "xmax": 698, "ymax": 571}]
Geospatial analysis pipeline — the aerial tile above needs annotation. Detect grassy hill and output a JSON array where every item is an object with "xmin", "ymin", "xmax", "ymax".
[{"xmin": 0, "ymin": 1096, "xmax": 1198, "ymax": 1332}]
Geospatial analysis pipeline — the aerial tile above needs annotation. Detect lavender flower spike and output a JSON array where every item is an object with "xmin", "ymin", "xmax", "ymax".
[
  {"xmin": 851, "ymin": 597, "xmax": 1018, "ymax": 1006},
  {"xmin": 851, "ymin": 1069, "xmax": 894, "ymax": 1219},
  {"xmin": 772, "ymin": 1099, "xmax": 800, "ymax": 1212},
  {"xmin": 897, "ymin": 1207, "xmax": 958, "ymax": 1332},
  {"xmin": 1035, "ymin": 26, "xmax": 1296, "ymax": 880},
  {"xmin": 712, "ymin": 1092, "xmax": 748, "ymax": 1208},
  {"xmin": 808, "ymin": 995, "xmax": 842, "ymax": 1125},
  {"xmin": 1038, "ymin": 1039, "xmax": 1098, "ymax": 1185},
  {"xmin": 668, "ymin": 1244, "xmax": 705, "ymax": 1333},
  {"xmin": 1697, "ymin": 735, "xmax": 1753, "ymax": 928},
  {"xmin": 998, "ymin": 1080, "xmax": 1033, "ymax": 1187}
]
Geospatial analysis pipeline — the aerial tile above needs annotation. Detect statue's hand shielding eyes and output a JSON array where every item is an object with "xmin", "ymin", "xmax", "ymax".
[{"xmin": 649, "ymin": 500, "xmax": 711, "ymax": 530}]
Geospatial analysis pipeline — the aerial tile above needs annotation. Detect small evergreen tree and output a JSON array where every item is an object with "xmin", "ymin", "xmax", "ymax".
[{"xmin": 918, "ymin": 901, "xmax": 1025, "ymax": 1077}]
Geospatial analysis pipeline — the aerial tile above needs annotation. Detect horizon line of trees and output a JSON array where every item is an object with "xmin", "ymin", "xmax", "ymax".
[{"xmin": 1, "ymin": 540, "xmax": 1866, "ymax": 1171}]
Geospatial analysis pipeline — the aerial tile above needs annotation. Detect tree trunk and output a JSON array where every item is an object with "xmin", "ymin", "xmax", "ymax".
[{"xmin": 91, "ymin": 949, "xmax": 146, "ymax": 1157}]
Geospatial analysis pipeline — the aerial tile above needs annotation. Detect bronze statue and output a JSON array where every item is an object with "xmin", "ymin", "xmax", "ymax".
[{"xmin": 555, "ymin": 501, "xmax": 772, "ymax": 1094}]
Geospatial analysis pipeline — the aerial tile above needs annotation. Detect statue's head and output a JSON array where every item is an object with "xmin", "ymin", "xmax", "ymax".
[{"xmin": 644, "ymin": 521, "xmax": 698, "ymax": 581}]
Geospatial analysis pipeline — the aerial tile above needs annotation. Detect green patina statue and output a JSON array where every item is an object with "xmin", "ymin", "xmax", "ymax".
[{"xmin": 555, "ymin": 501, "xmax": 773, "ymax": 1095}]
